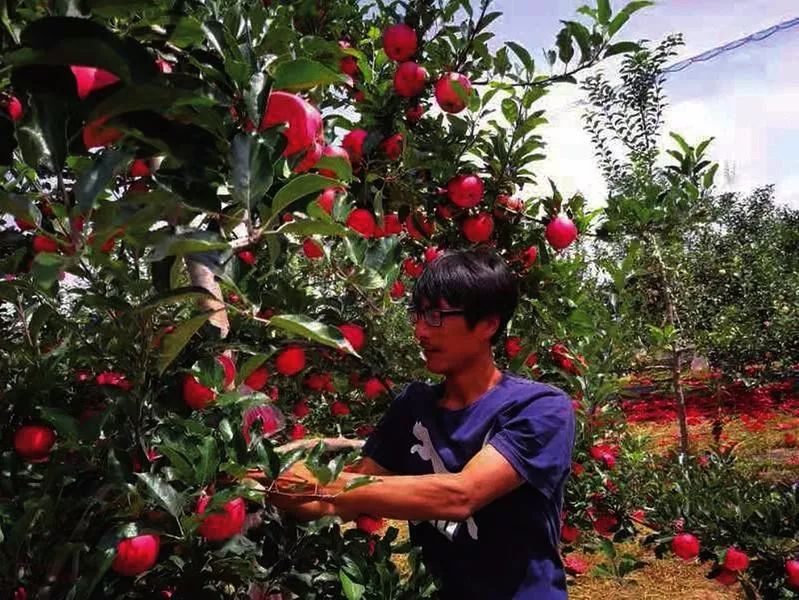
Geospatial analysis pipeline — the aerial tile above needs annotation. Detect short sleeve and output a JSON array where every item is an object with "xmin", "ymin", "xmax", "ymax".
[
  {"xmin": 488, "ymin": 387, "xmax": 575, "ymax": 499},
  {"xmin": 361, "ymin": 384, "xmax": 415, "ymax": 474}
]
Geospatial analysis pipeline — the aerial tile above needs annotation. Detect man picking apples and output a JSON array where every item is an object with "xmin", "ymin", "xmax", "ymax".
[{"xmin": 265, "ymin": 249, "xmax": 575, "ymax": 599}]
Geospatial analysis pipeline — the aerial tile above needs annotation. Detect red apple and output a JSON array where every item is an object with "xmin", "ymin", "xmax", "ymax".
[
  {"xmin": 447, "ymin": 174, "xmax": 484, "ymax": 208},
  {"xmin": 356, "ymin": 514, "xmax": 384, "ymax": 534},
  {"xmin": 363, "ymin": 378, "xmax": 386, "ymax": 399},
  {"xmin": 71, "ymin": 66, "xmax": 119, "ymax": 99},
  {"xmin": 237, "ymin": 250, "xmax": 256, "ymax": 266},
  {"xmin": 375, "ymin": 213, "xmax": 402, "ymax": 237},
  {"xmin": 340, "ymin": 55, "xmax": 359, "ymax": 76},
  {"xmin": 505, "ymin": 336, "xmax": 523, "ymax": 359},
  {"xmin": 715, "ymin": 568, "xmax": 738, "ymax": 586},
  {"xmin": 32, "ymin": 235, "xmax": 59, "ymax": 254},
  {"xmin": 13, "ymin": 425, "xmax": 56, "ymax": 463},
  {"xmin": 390, "ymin": 280, "xmax": 405, "ymax": 299},
  {"xmin": 405, "ymin": 104, "xmax": 425, "ymax": 123},
  {"xmin": 182, "ymin": 374, "xmax": 216, "ymax": 410},
  {"xmin": 785, "ymin": 559, "xmax": 799, "ymax": 590},
  {"xmin": 342, "ymin": 129, "xmax": 369, "ymax": 164},
  {"xmin": 331, "ymin": 400, "xmax": 350, "ymax": 417},
  {"xmin": 545, "ymin": 215, "xmax": 578, "ymax": 250},
  {"xmin": 244, "ymin": 366, "xmax": 269, "ymax": 391},
  {"xmin": 4, "ymin": 96, "xmax": 23, "ymax": 121},
  {"xmin": 424, "ymin": 245, "xmax": 442, "ymax": 263},
  {"xmin": 393, "ymin": 61, "xmax": 428, "ymax": 97},
  {"xmin": 379, "ymin": 133, "xmax": 403, "ymax": 160},
  {"xmin": 302, "ymin": 238, "xmax": 324, "ymax": 259},
  {"xmin": 339, "ymin": 323, "xmax": 365, "ymax": 352},
  {"xmin": 275, "ymin": 346, "xmax": 306, "ymax": 376},
  {"xmin": 290, "ymin": 423, "xmax": 307, "ymax": 440},
  {"xmin": 317, "ymin": 187, "xmax": 339, "ymax": 214},
  {"xmin": 462, "ymin": 212, "xmax": 494, "ymax": 243},
  {"xmin": 671, "ymin": 533, "xmax": 700, "ymax": 560},
  {"xmin": 111, "ymin": 534, "xmax": 160, "ymax": 576},
  {"xmin": 129, "ymin": 159, "xmax": 151, "ymax": 178},
  {"xmin": 196, "ymin": 495, "xmax": 246, "ymax": 541},
  {"xmin": 346, "ymin": 208, "xmax": 376, "ymax": 238},
  {"xmin": 403, "ymin": 257, "xmax": 424, "ymax": 278},
  {"xmin": 83, "ymin": 117, "xmax": 123, "ymax": 150},
  {"xmin": 434, "ymin": 72, "xmax": 473, "ymax": 113},
  {"xmin": 383, "ymin": 24, "xmax": 417, "ymax": 61},
  {"xmin": 518, "ymin": 245, "xmax": 538, "ymax": 269},
  {"xmin": 260, "ymin": 91, "xmax": 323, "ymax": 159},
  {"xmin": 405, "ymin": 211, "xmax": 435, "ymax": 240},
  {"xmin": 723, "ymin": 548, "xmax": 749, "ymax": 572}
]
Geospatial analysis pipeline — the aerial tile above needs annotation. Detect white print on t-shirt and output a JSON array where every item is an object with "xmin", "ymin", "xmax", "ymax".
[{"xmin": 410, "ymin": 421, "xmax": 479, "ymax": 541}]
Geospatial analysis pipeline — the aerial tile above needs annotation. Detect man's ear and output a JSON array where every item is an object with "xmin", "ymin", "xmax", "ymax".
[{"xmin": 478, "ymin": 315, "xmax": 501, "ymax": 342}]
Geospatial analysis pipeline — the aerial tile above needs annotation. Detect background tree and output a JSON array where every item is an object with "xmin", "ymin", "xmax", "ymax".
[{"xmin": 583, "ymin": 34, "xmax": 719, "ymax": 455}]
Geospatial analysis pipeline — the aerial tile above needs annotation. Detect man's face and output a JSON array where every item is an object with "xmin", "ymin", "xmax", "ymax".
[{"xmin": 411, "ymin": 297, "xmax": 497, "ymax": 375}]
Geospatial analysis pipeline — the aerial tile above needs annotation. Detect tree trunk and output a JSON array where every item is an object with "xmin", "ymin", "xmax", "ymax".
[{"xmin": 649, "ymin": 235, "xmax": 690, "ymax": 456}]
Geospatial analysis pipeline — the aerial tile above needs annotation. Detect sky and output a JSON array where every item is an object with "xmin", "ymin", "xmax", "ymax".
[{"xmin": 486, "ymin": 0, "xmax": 799, "ymax": 208}]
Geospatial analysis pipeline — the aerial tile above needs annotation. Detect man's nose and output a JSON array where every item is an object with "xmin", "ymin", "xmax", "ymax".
[{"xmin": 413, "ymin": 318, "xmax": 430, "ymax": 341}]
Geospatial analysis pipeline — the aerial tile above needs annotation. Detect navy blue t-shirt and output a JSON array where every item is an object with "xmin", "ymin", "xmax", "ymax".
[{"xmin": 362, "ymin": 372, "xmax": 575, "ymax": 600}]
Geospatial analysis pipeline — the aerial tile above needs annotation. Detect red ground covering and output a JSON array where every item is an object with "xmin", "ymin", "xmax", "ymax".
[{"xmin": 621, "ymin": 376, "xmax": 799, "ymax": 426}]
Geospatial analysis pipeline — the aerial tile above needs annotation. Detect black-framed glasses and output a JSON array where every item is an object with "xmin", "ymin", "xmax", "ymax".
[{"xmin": 407, "ymin": 307, "xmax": 466, "ymax": 327}]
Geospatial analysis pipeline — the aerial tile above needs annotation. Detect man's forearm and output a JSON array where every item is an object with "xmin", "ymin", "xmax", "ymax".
[{"xmin": 327, "ymin": 471, "xmax": 472, "ymax": 521}]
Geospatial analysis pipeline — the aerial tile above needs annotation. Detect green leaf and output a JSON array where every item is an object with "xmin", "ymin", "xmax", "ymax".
[
  {"xmin": 703, "ymin": 163, "xmax": 719, "ymax": 189},
  {"xmin": 230, "ymin": 133, "xmax": 274, "ymax": 215},
  {"xmin": 269, "ymin": 314, "xmax": 356, "ymax": 354},
  {"xmin": 237, "ymin": 352, "xmax": 272, "ymax": 385},
  {"xmin": 273, "ymin": 58, "xmax": 348, "ymax": 91},
  {"xmin": 135, "ymin": 473, "xmax": 183, "ymax": 518},
  {"xmin": 597, "ymin": 0, "xmax": 611, "ymax": 24},
  {"xmin": 603, "ymin": 41, "xmax": 641, "ymax": 57},
  {"xmin": 340, "ymin": 569, "xmax": 365, "ymax": 600},
  {"xmin": 196, "ymin": 437, "xmax": 219, "ymax": 486},
  {"xmin": 0, "ymin": 192, "xmax": 41, "ymax": 226},
  {"xmin": 270, "ymin": 174, "xmax": 339, "ymax": 223},
  {"xmin": 501, "ymin": 98, "xmax": 518, "ymax": 125},
  {"xmin": 40, "ymin": 406, "xmax": 80, "ymax": 440},
  {"xmin": 16, "ymin": 91, "xmax": 71, "ymax": 171},
  {"xmin": 74, "ymin": 149, "xmax": 131, "ymax": 213},
  {"xmin": 31, "ymin": 252, "xmax": 67, "ymax": 289},
  {"xmin": 591, "ymin": 563, "xmax": 614, "ymax": 578},
  {"xmin": 147, "ymin": 236, "xmax": 229, "ymax": 262},
  {"xmin": 608, "ymin": 12, "xmax": 630, "ymax": 37},
  {"xmin": 599, "ymin": 538, "xmax": 616, "ymax": 559},
  {"xmin": 11, "ymin": 17, "xmax": 156, "ymax": 83},
  {"xmin": 621, "ymin": 1, "xmax": 654, "ymax": 18},
  {"xmin": 506, "ymin": 41, "xmax": 534, "ymax": 73},
  {"xmin": 343, "ymin": 476, "xmax": 375, "ymax": 492},
  {"xmin": 555, "ymin": 27, "xmax": 575, "ymax": 64},
  {"xmin": 314, "ymin": 154, "xmax": 352, "ymax": 181},
  {"xmin": 84, "ymin": 0, "xmax": 155, "ymax": 17},
  {"xmin": 158, "ymin": 443, "xmax": 195, "ymax": 482},
  {"xmin": 695, "ymin": 137, "xmax": 714, "ymax": 159},
  {"xmin": 89, "ymin": 83, "xmax": 220, "ymax": 122},
  {"xmin": 669, "ymin": 132, "xmax": 691, "ymax": 155},
  {"xmin": 565, "ymin": 21, "xmax": 593, "ymax": 62},
  {"xmin": 219, "ymin": 419, "xmax": 234, "ymax": 442},
  {"xmin": 135, "ymin": 286, "xmax": 218, "ymax": 313},
  {"xmin": 158, "ymin": 312, "xmax": 213, "ymax": 374}
]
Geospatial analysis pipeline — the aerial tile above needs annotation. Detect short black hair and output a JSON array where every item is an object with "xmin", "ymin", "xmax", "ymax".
[{"xmin": 411, "ymin": 248, "xmax": 519, "ymax": 344}]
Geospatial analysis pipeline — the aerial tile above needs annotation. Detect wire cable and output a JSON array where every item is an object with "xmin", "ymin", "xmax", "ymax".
[{"xmin": 547, "ymin": 16, "xmax": 799, "ymax": 118}]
